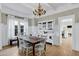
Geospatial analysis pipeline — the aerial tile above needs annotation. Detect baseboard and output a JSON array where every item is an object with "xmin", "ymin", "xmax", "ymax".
[
  {"xmin": 72, "ymin": 49, "xmax": 79, "ymax": 53},
  {"xmin": 2, "ymin": 44, "xmax": 10, "ymax": 48},
  {"xmin": 53, "ymin": 45, "xmax": 60, "ymax": 47},
  {"xmin": 46, "ymin": 42, "xmax": 52, "ymax": 45}
]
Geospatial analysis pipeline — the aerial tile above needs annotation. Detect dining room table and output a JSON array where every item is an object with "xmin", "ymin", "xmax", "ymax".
[{"xmin": 25, "ymin": 36, "xmax": 45, "ymax": 56}]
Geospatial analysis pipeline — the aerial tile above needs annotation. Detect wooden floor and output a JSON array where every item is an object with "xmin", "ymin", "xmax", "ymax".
[{"xmin": 0, "ymin": 37, "xmax": 79, "ymax": 56}]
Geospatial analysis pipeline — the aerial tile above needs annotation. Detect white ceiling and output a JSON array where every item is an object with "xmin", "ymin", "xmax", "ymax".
[{"xmin": 1, "ymin": 3, "xmax": 79, "ymax": 18}]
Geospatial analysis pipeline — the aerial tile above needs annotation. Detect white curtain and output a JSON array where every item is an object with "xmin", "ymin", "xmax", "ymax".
[
  {"xmin": 7, "ymin": 15, "xmax": 19, "ymax": 39},
  {"xmin": 22, "ymin": 18, "xmax": 28, "ymax": 35}
]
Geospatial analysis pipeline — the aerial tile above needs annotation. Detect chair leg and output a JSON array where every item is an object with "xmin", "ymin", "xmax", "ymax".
[
  {"xmin": 25, "ymin": 49, "xmax": 28, "ymax": 56},
  {"xmin": 18, "ymin": 49, "xmax": 21, "ymax": 55},
  {"xmin": 24, "ymin": 49, "xmax": 26, "ymax": 56},
  {"xmin": 37, "ymin": 50, "xmax": 42, "ymax": 56},
  {"xmin": 40, "ymin": 50, "xmax": 46, "ymax": 56},
  {"xmin": 39, "ymin": 51, "xmax": 41, "ymax": 56},
  {"xmin": 43, "ymin": 50, "xmax": 46, "ymax": 56},
  {"xmin": 19, "ymin": 49, "xmax": 23, "ymax": 56},
  {"xmin": 22, "ymin": 48, "xmax": 26, "ymax": 56}
]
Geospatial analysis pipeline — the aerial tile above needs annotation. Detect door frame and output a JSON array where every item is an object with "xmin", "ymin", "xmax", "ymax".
[{"xmin": 58, "ymin": 14, "xmax": 75, "ymax": 46}]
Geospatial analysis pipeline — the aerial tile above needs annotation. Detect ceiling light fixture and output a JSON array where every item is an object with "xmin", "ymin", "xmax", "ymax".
[{"xmin": 33, "ymin": 3, "xmax": 46, "ymax": 16}]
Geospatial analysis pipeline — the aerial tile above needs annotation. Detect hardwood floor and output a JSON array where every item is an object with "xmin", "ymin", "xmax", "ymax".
[{"xmin": 0, "ymin": 37, "xmax": 79, "ymax": 56}]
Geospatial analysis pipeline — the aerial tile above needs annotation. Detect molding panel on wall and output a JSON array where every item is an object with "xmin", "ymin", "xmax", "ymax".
[
  {"xmin": 1, "ymin": 23, "xmax": 8, "ymax": 46},
  {"xmin": 0, "ymin": 24, "xmax": 2, "ymax": 50},
  {"xmin": 75, "ymin": 14, "xmax": 79, "ymax": 23},
  {"xmin": 72, "ymin": 23, "xmax": 79, "ymax": 51},
  {"xmin": 0, "ymin": 23, "xmax": 8, "ymax": 49}
]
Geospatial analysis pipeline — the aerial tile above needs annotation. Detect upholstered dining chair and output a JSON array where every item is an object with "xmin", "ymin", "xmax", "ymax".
[
  {"xmin": 18, "ymin": 38, "xmax": 24, "ymax": 55},
  {"xmin": 35, "ymin": 39, "xmax": 46, "ymax": 56},
  {"xmin": 18, "ymin": 36, "xmax": 33, "ymax": 56},
  {"xmin": 22, "ymin": 40, "xmax": 33, "ymax": 56}
]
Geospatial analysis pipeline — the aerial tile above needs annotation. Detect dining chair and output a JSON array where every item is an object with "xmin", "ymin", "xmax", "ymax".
[
  {"xmin": 35, "ymin": 39, "xmax": 46, "ymax": 56},
  {"xmin": 18, "ymin": 36, "xmax": 33, "ymax": 56},
  {"xmin": 18, "ymin": 38, "xmax": 24, "ymax": 55},
  {"xmin": 22, "ymin": 40, "xmax": 33, "ymax": 56}
]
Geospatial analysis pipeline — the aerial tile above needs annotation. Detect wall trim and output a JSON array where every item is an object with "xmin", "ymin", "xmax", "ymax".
[{"xmin": 72, "ymin": 49, "xmax": 79, "ymax": 53}]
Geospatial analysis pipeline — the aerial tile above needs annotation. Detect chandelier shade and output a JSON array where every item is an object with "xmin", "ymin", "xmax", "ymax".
[{"xmin": 33, "ymin": 3, "xmax": 46, "ymax": 16}]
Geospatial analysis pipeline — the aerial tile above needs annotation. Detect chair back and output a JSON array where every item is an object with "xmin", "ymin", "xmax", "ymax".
[{"xmin": 18, "ymin": 38, "xmax": 24, "ymax": 49}]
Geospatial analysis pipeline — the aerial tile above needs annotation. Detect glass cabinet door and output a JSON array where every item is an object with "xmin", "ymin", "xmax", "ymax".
[
  {"xmin": 48, "ymin": 21, "xmax": 52, "ymax": 30},
  {"xmin": 38, "ymin": 23, "xmax": 42, "ymax": 30},
  {"xmin": 43, "ymin": 22, "xmax": 46, "ymax": 30}
]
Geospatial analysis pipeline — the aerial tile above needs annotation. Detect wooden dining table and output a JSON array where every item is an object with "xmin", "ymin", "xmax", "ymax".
[{"xmin": 25, "ymin": 36, "xmax": 44, "ymax": 56}]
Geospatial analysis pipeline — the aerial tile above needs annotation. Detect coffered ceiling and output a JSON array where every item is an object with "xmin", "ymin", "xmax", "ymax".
[{"xmin": 1, "ymin": 3, "xmax": 79, "ymax": 18}]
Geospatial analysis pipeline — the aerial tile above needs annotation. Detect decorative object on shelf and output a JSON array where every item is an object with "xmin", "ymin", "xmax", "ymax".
[{"xmin": 33, "ymin": 3, "xmax": 46, "ymax": 16}]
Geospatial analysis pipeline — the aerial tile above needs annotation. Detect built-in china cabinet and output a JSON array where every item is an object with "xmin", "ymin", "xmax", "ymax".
[{"xmin": 38, "ymin": 20, "xmax": 55, "ymax": 45}]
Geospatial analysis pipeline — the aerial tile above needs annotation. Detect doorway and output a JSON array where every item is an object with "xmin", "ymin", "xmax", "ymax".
[{"xmin": 59, "ymin": 15, "xmax": 74, "ymax": 51}]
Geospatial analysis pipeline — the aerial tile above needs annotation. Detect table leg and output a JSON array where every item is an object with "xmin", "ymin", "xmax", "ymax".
[
  {"xmin": 17, "ymin": 38, "xmax": 19, "ymax": 48},
  {"xmin": 10, "ymin": 40, "xmax": 12, "ymax": 45},
  {"xmin": 33, "ymin": 44, "xmax": 35, "ymax": 56}
]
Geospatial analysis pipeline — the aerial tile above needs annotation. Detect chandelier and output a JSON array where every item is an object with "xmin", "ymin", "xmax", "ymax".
[{"xmin": 33, "ymin": 3, "xmax": 46, "ymax": 16}]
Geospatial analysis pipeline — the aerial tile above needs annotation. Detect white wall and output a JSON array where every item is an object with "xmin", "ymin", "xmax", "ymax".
[
  {"xmin": 0, "ymin": 5, "xmax": 2, "ymax": 49},
  {"xmin": 1, "ymin": 23, "xmax": 8, "ymax": 46},
  {"xmin": 72, "ymin": 23, "xmax": 79, "ymax": 51},
  {"xmin": 53, "ymin": 24, "xmax": 60, "ymax": 45},
  {"xmin": 0, "ymin": 23, "xmax": 8, "ymax": 48},
  {"xmin": 0, "ymin": 10, "xmax": 2, "ymax": 49},
  {"xmin": 0, "ymin": 23, "xmax": 2, "ymax": 50},
  {"xmin": 32, "ymin": 26, "xmax": 38, "ymax": 36},
  {"xmin": 28, "ymin": 26, "xmax": 38, "ymax": 36},
  {"xmin": 28, "ymin": 18, "xmax": 38, "ymax": 36},
  {"xmin": 0, "ymin": 12, "xmax": 8, "ymax": 47}
]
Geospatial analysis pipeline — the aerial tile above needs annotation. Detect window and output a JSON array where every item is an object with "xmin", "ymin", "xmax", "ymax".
[
  {"xmin": 20, "ymin": 25, "xmax": 24, "ymax": 35},
  {"xmin": 14, "ymin": 25, "xmax": 24, "ymax": 36},
  {"xmin": 15, "ymin": 25, "xmax": 18, "ymax": 36}
]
